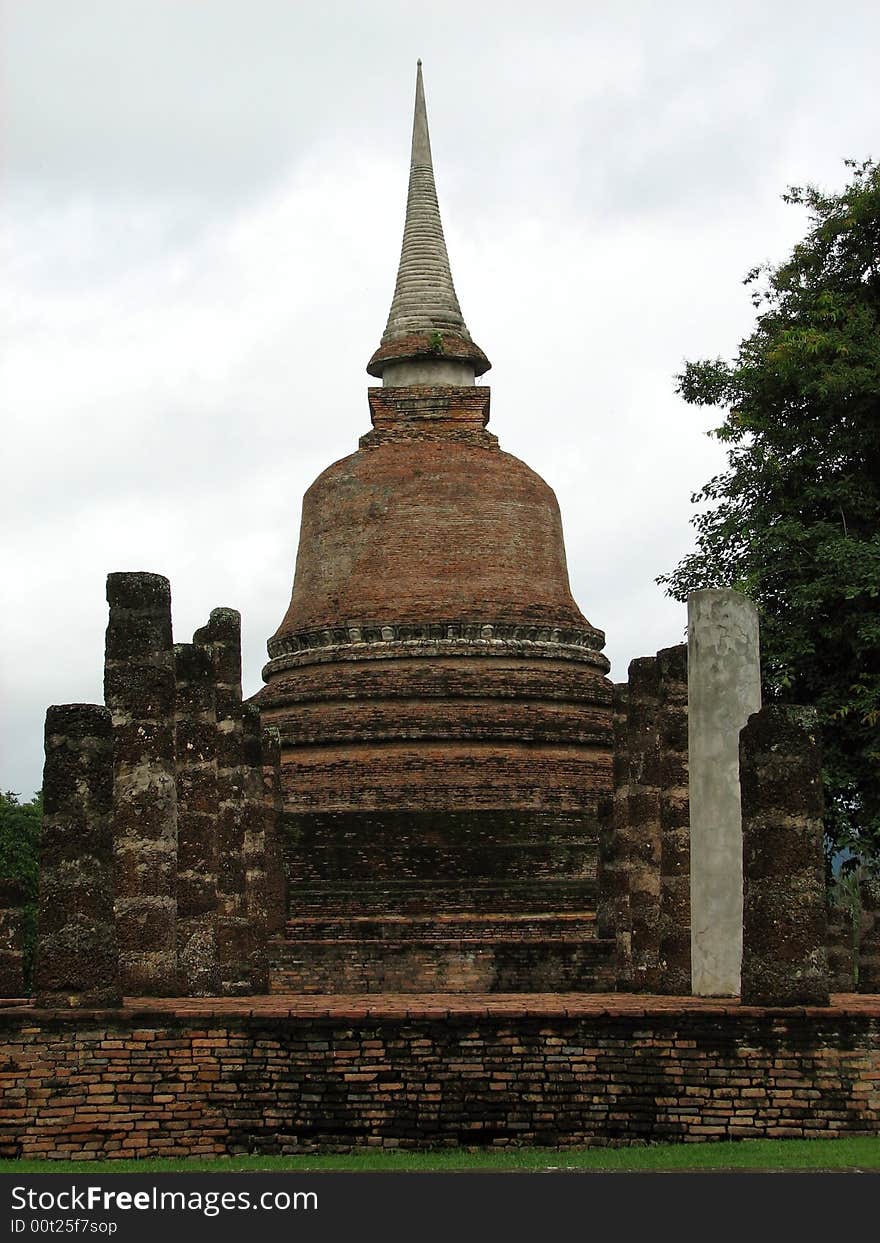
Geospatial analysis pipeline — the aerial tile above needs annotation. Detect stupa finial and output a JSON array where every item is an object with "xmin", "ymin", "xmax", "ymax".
[{"xmin": 367, "ymin": 61, "xmax": 490, "ymax": 386}]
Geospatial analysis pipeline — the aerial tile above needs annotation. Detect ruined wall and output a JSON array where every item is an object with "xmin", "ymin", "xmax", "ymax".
[
  {"xmin": 34, "ymin": 576, "xmax": 285, "ymax": 1002},
  {"xmin": 1, "ymin": 999, "xmax": 878, "ymax": 1158}
]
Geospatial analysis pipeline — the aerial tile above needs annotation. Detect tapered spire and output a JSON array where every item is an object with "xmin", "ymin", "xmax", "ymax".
[{"xmin": 367, "ymin": 61, "xmax": 490, "ymax": 386}]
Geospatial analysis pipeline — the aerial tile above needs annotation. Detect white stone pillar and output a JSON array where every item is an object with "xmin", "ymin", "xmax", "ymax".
[{"xmin": 688, "ymin": 589, "xmax": 761, "ymax": 995}]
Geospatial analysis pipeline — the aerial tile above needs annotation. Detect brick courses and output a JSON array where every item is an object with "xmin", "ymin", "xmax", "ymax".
[
  {"xmin": 269, "ymin": 412, "xmax": 600, "ymax": 639},
  {"xmin": 252, "ymin": 383, "xmax": 614, "ymax": 991},
  {"xmin": 1, "ymin": 996, "xmax": 877, "ymax": 1158}
]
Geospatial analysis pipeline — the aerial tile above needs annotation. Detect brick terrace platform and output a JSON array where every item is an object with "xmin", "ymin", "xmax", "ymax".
[
  {"xmin": 3, "ymin": 992, "xmax": 879, "ymax": 1019},
  {"xmin": 2, "ymin": 993, "xmax": 878, "ymax": 1159}
]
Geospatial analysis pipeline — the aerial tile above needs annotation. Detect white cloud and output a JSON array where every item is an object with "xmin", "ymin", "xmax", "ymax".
[{"xmin": 3, "ymin": 0, "xmax": 879, "ymax": 794}]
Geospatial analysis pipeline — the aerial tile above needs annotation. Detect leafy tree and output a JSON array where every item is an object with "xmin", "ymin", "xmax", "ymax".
[
  {"xmin": 0, "ymin": 790, "xmax": 42, "ymax": 985},
  {"xmin": 659, "ymin": 158, "xmax": 880, "ymax": 868}
]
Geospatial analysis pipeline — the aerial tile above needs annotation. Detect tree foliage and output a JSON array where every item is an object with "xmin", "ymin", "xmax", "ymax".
[
  {"xmin": 0, "ymin": 790, "xmax": 42, "ymax": 984},
  {"xmin": 659, "ymin": 159, "xmax": 880, "ymax": 866}
]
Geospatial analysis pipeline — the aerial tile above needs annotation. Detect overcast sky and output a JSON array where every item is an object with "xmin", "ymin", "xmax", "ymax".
[{"xmin": 3, "ymin": 0, "xmax": 878, "ymax": 798}]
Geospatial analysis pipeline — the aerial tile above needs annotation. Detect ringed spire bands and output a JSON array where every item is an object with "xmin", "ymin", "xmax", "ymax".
[{"xmin": 367, "ymin": 61, "xmax": 491, "ymax": 386}]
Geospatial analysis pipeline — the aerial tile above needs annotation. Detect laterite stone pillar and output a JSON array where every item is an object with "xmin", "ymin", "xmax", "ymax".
[
  {"xmin": 609, "ymin": 683, "xmax": 633, "ymax": 989},
  {"xmin": 34, "ymin": 704, "xmax": 120, "ymax": 1007},
  {"xmin": 657, "ymin": 644, "xmax": 691, "ymax": 994},
  {"xmin": 195, "ymin": 608, "xmax": 250, "ymax": 995},
  {"xmin": 626, "ymin": 657, "xmax": 662, "ymax": 992},
  {"xmin": 740, "ymin": 705, "xmax": 829, "ymax": 1006},
  {"xmin": 174, "ymin": 642, "xmax": 220, "ymax": 996},
  {"xmin": 104, "ymin": 573, "xmax": 177, "ymax": 995}
]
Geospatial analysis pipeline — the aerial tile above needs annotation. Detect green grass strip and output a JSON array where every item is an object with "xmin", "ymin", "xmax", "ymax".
[{"xmin": 1, "ymin": 1137, "xmax": 879, "ymax": 1174}]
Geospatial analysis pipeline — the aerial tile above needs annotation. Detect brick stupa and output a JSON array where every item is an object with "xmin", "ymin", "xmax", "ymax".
[{"xmin": 255, "ymin": 63, "xmax": 614, "ymax": 992}]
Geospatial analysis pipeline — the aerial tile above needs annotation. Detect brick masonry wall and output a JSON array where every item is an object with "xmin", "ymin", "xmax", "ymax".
[
  {"xmin": 1, "ymin": 999, "xmax": 877, "ymax": 1158},
  {"xmin": 269, "ymin": 937, "xmax": 614, "ymax": 994},
  {"xmin": 257, "ymin": 651, "xmax": 613, "ymax": 824}
]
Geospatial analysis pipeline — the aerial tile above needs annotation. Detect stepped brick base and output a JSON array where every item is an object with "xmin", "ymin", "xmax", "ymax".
[
  {"xmin": 274, "ymin": 808, "xmax": 607, "ymax": 993},
  {"xmin": 268, "ymin": 915, "xmax": 614, "ymax": 993}
]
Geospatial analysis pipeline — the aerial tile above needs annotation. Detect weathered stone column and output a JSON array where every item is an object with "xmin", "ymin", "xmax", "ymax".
[
  {"xmin": 174, "ymin": 642, "xmax": 219, "ymax": 996},
  {"xmin": 740, "ymin": 705, "xmax": 829, "ymax": 1006},
  {"xmin": 34, "ymin": 705, "xmax": 120, "ymax": 1007},
  {"xmin": 859, "ymin": 874, "xmax": 880, "ymax": 994},
  {"xmin": 0, "ymin": 880, "xmax": 27, "ymax": 997},
  {"xmin": 657, "ymin": 643, "xmax": 691, "ymax": 994},
  {"xmin": 626, "ymin": 657, "xmax": 662, "ymax": 991},
  {"xmin": 261, "ymin": 726, "xmax": 288, "ymax": 940},
  {"xmin": 826, "ymin": 904, "xmax": 855, "ymax": 993},
  {"xmin": 242, "ymin": 703, "xmax": 268, "ymax": 993},
  {"xmin": 688, "ymin": 588, "xmax": 761, "ymax": 996},
  {"xmin": 104, "ymin": 572, "xmax": 177, "ymax": 995},
  {"xmin": 609, "ymin": 683, "xmax": 634, "ymax": 988},
  {"xmin": 194, "ymin": 608, "xmax": 250, "ymax": 994}
]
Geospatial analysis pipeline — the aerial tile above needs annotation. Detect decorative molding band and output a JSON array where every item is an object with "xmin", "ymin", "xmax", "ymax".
[{"xmin": 263, "ymin": 620, "xmax": 610, "ymax": 680}]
